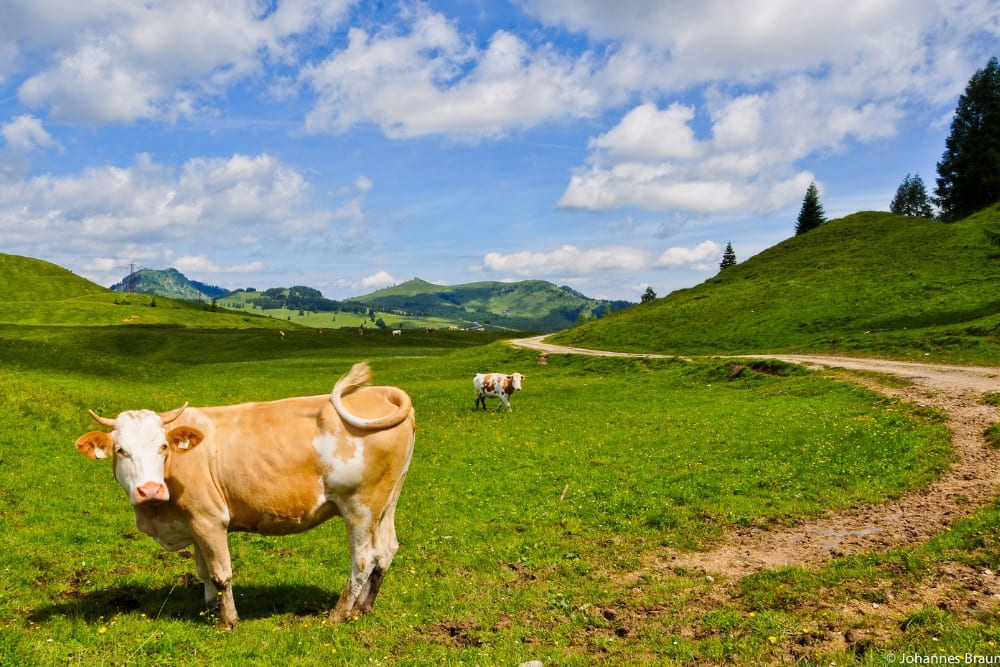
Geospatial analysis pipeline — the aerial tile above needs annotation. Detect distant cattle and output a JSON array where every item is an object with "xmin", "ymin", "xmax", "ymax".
[
  {"xmin": 473, "ymin": 372, "xmax": 525, "ymax": 412},
  {"xmin": 392, "ymin": 329, "xmax": 402, "ymax": 336},
  {"xmin": 73, "ymin": 362, "xmax": 416, "ymax": 628}
]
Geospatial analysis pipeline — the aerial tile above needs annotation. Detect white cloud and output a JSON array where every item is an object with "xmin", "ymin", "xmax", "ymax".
[
  {"xmin": 301, "ymin": 6, "xmax": 605, "ymax": 141},
  {"xmin": 537, "ymin": 0, "xmax": 995, "ymax": 216},
  {"xmin": 591, "ymin": 102, "xmax": 700, "ymax": 161},
  {"xmin": 1, "ymin": 114, "xmax": 60, "ymax": 152},
  {"xmin": 481, "ymin": 244, "xmax": 648, "ymax": 277},
  {"xmin": 0, "ymin": 151, "xmax": 348, "ymax": 265},
  {"xmin": 656, "ymin": 241, "xmax": 721, "ymax": 269},
  {"xmin": 10, "ymin": 0, "xmax": 353, "ymax": 122},
  {"xmin": 478, "ymin": 241, "xmax": 721, "ymax": 277},
  {"xmin": 361, "ymin": 270, "xmax": 397, "ymax": 288},
  {"xmin": 174, "ymin": 255, "xmax": 265, "ymax": 275},
  {"xmin": 335, "ymin": 270, "xmax": 397, "ymax": 294}
]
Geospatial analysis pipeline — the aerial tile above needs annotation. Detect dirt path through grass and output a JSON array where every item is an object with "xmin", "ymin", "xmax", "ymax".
[{"xmin": 509, "ymin": 336, "xmax": 1000, "ymax": 576}]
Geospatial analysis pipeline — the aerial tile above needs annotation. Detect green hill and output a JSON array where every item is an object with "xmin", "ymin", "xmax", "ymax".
[
  {"xmin": 553, "ymin": 208, "xmax": 1000, "ymax": 363},
  {"xmin": 0, "ymin": 253, "xmax": 283, "ymax": 329},
  {"xmin": 347, "ymin": 278, "xmax": 633, "ymax": 332},
  {"xmin": 110, "ymin": 268, "xmax": 228, "ymax": 301}
]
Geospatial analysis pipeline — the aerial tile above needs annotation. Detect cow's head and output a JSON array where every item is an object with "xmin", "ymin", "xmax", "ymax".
[
  {"xmin": 510, "ymin": 373, "xmax": 524, "ymax": 391},
  {"xmin": 74, "ymin": 404, "xmax": 202, "ymax": 506}
]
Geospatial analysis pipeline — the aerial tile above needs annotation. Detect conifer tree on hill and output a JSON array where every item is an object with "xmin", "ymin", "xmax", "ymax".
[
  {"xmin": 935, "ymin": 56, "xmax": 1000, "ymax": 222},
  {"xmin": 795, "ymin": 182, "xmax": 826, "ymax": 235},
  {"xmin": 890, "ymin": 173, "xmax": 935, "ymax": 218},
  {"xmin": 719, "ymin": 241, "xmax": 737, "ymax": 270}
]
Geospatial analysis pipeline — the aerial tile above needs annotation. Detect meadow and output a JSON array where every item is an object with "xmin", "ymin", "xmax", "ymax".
[{"xmin": 5, "ymin": 323, "xmax": 998, "ymax": 665}]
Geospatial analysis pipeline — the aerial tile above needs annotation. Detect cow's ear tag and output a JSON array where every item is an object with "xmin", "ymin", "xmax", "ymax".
[{"xmin": 167, "ymin": 426, "xmax": 204, "ymax": 452}]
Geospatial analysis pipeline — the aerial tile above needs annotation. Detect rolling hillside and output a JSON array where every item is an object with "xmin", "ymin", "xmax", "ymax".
[
  {"xmin": 554, "ymin": 207, "xmax": 1000, "ymax": 363},
  {"xmin": 0, "ymin": 254, "xmax": 282, "ymax": 329},
  {"xmin": 347, "ymin": 278, "xmax": 633, "ymax": 332}
]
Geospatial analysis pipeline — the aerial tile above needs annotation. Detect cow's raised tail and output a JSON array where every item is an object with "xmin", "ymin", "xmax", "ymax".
[{"xmin": 331, "ymin": 362, "xmax": 414, "ymax": 430}]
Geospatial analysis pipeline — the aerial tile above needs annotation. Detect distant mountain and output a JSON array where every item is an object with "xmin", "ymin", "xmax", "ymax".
[
  {"xmin": 111, "ymin": 268, "xmax": 228, "ymax": 301},
  {"xmin": 346, "ymin": 278, "xmax": 634, "ymax": 332}
]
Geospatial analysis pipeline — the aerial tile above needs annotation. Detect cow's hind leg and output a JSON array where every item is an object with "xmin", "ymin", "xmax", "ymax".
[
  {"xmin": 329, "ymin": 431, "xmax": 413, "ymax": 622},
  {"xmin": 329, "ymin": 498, "xmax": 399, "ymax": 622}
]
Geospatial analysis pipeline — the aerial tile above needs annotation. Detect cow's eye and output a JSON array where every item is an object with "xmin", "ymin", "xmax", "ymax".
[
  {"xmin": 159, "ymin": 443, "xmax": 169, "ymax": 453},
  {"xmin": 115, "ymin": 447, "xmax": 129, "ymax": 458}
]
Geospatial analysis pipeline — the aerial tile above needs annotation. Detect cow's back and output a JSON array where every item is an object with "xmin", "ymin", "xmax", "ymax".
[{"xmin": 165, "ymin": 392, "xmax": 414, "ymax": 535}]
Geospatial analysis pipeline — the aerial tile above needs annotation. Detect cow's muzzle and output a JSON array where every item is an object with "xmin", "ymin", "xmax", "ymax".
[{"xmin": 134, "ymin": 481, "xmax": 169, "ymax": 504}]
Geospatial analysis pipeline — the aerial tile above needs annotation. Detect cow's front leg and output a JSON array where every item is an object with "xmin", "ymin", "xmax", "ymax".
[
  {"xmin": 193, "ymin": 543, "xmax": 220, "ymax": 608},
  {"xmin": 193, "ymin": 525, "xmax": 237, "ymax": 629}
]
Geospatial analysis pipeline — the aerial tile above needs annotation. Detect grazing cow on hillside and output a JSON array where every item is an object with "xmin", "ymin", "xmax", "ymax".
[
  {"xmin": 473, "ymin": 372, "xmax": 525, "ymax": 412},
  {"xmin": 392, "ymin": 329, "xmax": 402, "ymax": 336},
  {"xmin": 73, "ymin": 362, "xmax": 415, "ymax": 629}
]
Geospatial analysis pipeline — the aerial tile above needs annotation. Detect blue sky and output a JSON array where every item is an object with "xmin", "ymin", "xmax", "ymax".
[{"xmin": 1, "ymin": 0, "xmax": 996, "ymax": 301}]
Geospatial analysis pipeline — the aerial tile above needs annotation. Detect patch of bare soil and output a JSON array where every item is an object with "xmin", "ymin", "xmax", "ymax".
[{"xmin": 510, "ymin": 338, "xmax": 1000, "ymax": 574}]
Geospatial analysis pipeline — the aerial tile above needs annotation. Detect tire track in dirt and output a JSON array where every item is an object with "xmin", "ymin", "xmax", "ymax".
[{"xmin": 509, "ymin": 337, "xmax": 1000, "ymax": 576}]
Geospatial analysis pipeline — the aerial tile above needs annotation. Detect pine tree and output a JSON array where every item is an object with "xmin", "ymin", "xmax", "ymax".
[
  {"xmin": 890, "ymin": 173, "xmax": 934, "ymax": 218},
  {"xmin": 719, "ymin": 241, "xmax": 737, "ymax": 270},
  {"xmin": 641, "ymin": 286, "xmax": 657, "ymax": 303},
  {"xmin": 795, "ymin": 182, "xmax": 826, "ymax": 235},
  {"xmin": 935, "ymin": 56, "xmax": 1000, "ymax": 222}
]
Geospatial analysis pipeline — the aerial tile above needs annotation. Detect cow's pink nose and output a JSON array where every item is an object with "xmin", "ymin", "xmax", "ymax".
[{"xmin": 135, "ymin": 481, "xmax": 168, "ymax": 503}]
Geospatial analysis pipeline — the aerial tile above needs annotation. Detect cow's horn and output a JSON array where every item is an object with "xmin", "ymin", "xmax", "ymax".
[
  {"xmin": 88, "ymin": 410, "xmax": 117, "ymax": 428},
  {"xmin": 158, "ymin": 402, "xmax": 189, "ymax": 425}
]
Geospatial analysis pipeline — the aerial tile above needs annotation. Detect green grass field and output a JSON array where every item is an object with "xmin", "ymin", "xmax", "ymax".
[{"xmin": 6, "ymin": 323, "xmax": 997, "ymax": 665}]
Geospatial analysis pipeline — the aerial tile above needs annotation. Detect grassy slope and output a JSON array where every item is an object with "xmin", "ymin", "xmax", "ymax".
[
  {"xmin": 0, "ymin": 254, "xmax": 284, "ymax": 329},
  {"xmin": 554, "ymin": 208, "xmax": 1000, "ymax": 364}
]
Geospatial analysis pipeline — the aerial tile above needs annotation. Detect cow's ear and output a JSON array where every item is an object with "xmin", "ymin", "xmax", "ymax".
[
  {"xmin": 76, "ymin": 431, "xmax": 114, "ymax": 461},
  {"xmin": 167, "ymin": 426, "xmax": 204, "ymax": 452}
]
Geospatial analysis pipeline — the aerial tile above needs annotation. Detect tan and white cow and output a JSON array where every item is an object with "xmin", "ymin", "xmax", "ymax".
[
  {"xmin": 473, "ymin": 372, "xmax": 524, "ymax": 412},
  {"xmin": 73, "ymin": 362, "xmax": 415, "ymax": 629}
]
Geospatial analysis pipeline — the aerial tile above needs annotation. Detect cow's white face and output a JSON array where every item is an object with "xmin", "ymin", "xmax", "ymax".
[
  {"xmin": 75, "ymin": 404, "xmax": 202, "ymax": 507},
  {"xmin": 110, "ymin": 410, "xmax": 173, "ymax": 505},
  {"xmin": 510, "ymin": 373, "xmax": 524, "ymax": 391}
]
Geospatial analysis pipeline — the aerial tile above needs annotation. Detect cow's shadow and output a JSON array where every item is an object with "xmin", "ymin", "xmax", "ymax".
[{"xmin": 29, "ymin": 582, "xmax": 338, "ymax": 624}]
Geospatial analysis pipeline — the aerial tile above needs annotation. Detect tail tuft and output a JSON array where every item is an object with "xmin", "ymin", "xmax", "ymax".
[{"xmin": 336, "ymin": 361, "xmax": 372, "ymax": 395}]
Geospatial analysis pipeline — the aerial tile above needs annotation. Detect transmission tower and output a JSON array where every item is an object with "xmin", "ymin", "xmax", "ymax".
[{"xmin": 113, "ymin": 262, "xmax": 148, "ymax": 293}]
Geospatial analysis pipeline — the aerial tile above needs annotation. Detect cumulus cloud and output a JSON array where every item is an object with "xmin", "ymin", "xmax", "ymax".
[
  {"xmin": 656, "ymin": 241, "xmax": 721, "ymax": 269},
  {"xmin": 9, "ymin": 0, "xmax": 353, "ymax": 122},
  {"xmin": 540, "ymin": 0, "xmax": 995, "ymax": 216},
  {"xmin": 0, "ymin": 151, "xmax": 349, "ymax": 271},
  {"xmin": 1, "ymin": 114, "xmax": 60, "ymax": 152},
  {"xmin": 174, "ymin": 255, "xmax": 265, "ymax": 275},
  {"xmin": 478, "ymin": 241, "xmax": 720, "ymax": 278},
  {"xmin": 301, "ymin": 6, "xmax": 605, "ymax": 141},
  {"xmin": 361, "ymin": 270, "xmax": 398, "ymax": 288}
]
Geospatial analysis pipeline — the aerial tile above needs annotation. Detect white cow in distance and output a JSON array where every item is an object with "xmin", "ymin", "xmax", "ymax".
[{"xmin": 473, "ymin": 372, "xmax": 525, "ymax": 412}]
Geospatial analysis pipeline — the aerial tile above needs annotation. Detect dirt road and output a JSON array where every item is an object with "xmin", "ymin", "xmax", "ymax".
[{"xmin": 510, "ymin": 336, "xmax": 1000, "ymax": 576}]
